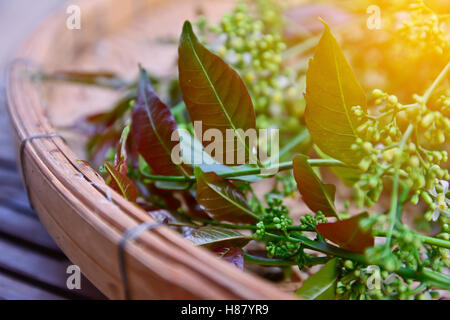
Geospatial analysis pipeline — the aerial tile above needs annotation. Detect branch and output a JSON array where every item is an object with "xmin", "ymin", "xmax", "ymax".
[{"xmin": 141, "ymin": 158, "xmax": 352, "ymax": 182}]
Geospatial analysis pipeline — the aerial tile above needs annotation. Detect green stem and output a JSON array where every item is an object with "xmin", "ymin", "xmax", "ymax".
[
  {"xmin": 188, "ymin": 217, "xmax": 315, "ymax": 232},
  {"xmin": 385, "ymin": 124, "xmax": 414, "ymax": 248},
  {"xmin": 373, "ymin": 230, "xmax": 450, "ymax": 249},
  {"xmin": 191, "ymin": 215, "xmax": 450, "ymax": 250},
  {"xmin": 141, "ymin": 158, "xmax": 351, "ymax": 182},
  {"xmin": 396, "ymin": 268, "xmax": 450, "ymax": 290},
  {"xmin": 243, "ymin": 251, "xmax": 328, "ymax": 267},
  {"xmin": 264, "ymin": 231, "xmax": 450, "ymax": 289},
  {"xmin": 423, "ymin": 61, "xmax": 450, "ymax": 103},
  {"xmin": 263, "ymin": 232, "xmax": 367, "ymax": 264},
  {"xmin": 188, "ymin": 219, "xmax": 449, "ymax": 288},
  {"xmin": 243, "ymin": 252, "xmax": 298, "ymax": 266}
]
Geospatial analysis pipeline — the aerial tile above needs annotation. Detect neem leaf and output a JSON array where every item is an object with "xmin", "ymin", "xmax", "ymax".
[
  {"xmin": 314, "ymin": 146, "xmax": 360, "ymax": 186},
  {"xmin": 296, "ymin": 258, "xmax": 338, "ymax": 300},
  {"xmin": 131, "ymin": 67, "xmax": 191, "ymax": 177},
  {"xmin": 293, "ymin": 154, "xmax": 338, "ymax": 218},
  {"xmin": 178, "ymin": 129, "xmax": 261, "ymax": 183},
  {"xmin": 213, "ymin": 247, "xmax": 244, "ymax": 270},
  {"xmin": 195, "ymin": 167, "xmax": 260, "ymax": 223},
  {"xmin": 316, "ymin": 212, "xmax": 374, "ymax": 254},
  {"xmin": 178, "ymin": 21, "xmax": 257, "ymax": 165},
  {"xmin": 114, "ymin": 125, "xmax": 130, "ymax": 175},
  {"xmin": 87, "ymin": 127, "xmax": 121, "ymax": 169},
  {"xmin": 186, "ymin": 227, "xmax": 250, "ymax": 249},
  {"xmin": 105, "ymin": 162, "xmax": 138, "ymax": 202},
  {"xmin": 305, "ymin": 21, "xmax": 366, "ymax": 165}
]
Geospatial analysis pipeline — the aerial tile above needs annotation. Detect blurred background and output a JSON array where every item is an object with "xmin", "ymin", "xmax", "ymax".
[{"xmin": 0, "ymin": 0, "xmax": 104, "ymax": 299}]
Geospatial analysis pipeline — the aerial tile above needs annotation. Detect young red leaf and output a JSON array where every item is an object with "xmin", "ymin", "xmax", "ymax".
[
  {"xmin": 185, "ymin": 227, "xmax": 250, "ymax": 249},
  {"xmin": 305, "ymin": 22, "xmax": 367, "ymax": 165},
  {"xmin": 131, "ymin": 67, "xmax": 191, "ymax": 177},
  {"xmin": 86, "ymin": 92, "xmax": 135, "ymax": 130},
  {"xmin": 87, "ymin": 127, "xmax": 121, "ymax": 169},
  {"xmin": 104, "ymin": 162, "xmax": 138, "ymax": 202},
  {"xmin": 195, "ymin": 167, "xmax": 260, "ymax": 223},
  {"xmin": 114, "ymin": 125, "xmax": 130, "ymax": 175},
  {"xmin": 316, "ymin": 212, "xmax": 374, "ymax": 254},
  {"xmin": 293, "ymin": 154, "xmax": 338, "ymax": 218},
  {"xmin": 213, "ymin": 247, "xmax": 244, "ymax": 270},
  {"xmin": 178, "ymin": 21, "xmax": 257, "ymax": 165}
]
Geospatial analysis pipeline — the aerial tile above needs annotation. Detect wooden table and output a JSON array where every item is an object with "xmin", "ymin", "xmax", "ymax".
[{"xmin": 0, "ymin": 0, "xmax": 104, "ymax": 300}]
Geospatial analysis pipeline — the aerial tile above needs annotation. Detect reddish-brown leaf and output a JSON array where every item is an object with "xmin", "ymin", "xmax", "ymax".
[
  {"xmin": 186, "ymin": 227, "xmax": 250, "ymax": 249},
  {"xmin": 45, "ymin": 70, "xmax": 126, "ymax": 89},
  {"xmin": 105, "ymin": 162, "xmax": 138, "ymax": 202},
  {"xmin": 316, "ymin": 212, "xmax": 374, "ymax": 254},
  {"xmin": 195, "ymin": 167, "xmax": 260, "ymax": 223},
  {"xmin": 131, "ymin": 67, "xmax": 191, "ymax": 176},
  {"xmin": 213, "ymin": 247, "xmax": 244, "ymax": 270},
  {"xmin": 178, "ymin": 21, "xmax": 257, "ymax": 165},
  {"xmin": 87, "ymin": 127, "xmax": 121, "ymax": 169},
  {"xmin": 293, "ymin": 154, "xmax": 338, "ymax": 218},
  {"xmin": 114, "ymin": 125, "xmax": 130, "ymax": 175}
]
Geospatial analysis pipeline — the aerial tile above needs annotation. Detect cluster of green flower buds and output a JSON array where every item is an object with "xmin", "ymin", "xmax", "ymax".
[
  {"xmin": 349, "ymin": 88, "xmax": 449, "ymax": 209},
  {"xmin": 253, "ymin": 194, "xmax": 300, "ymax": 258},
  {"xmin": 262, "ymin": 195, "xmax": 293, "ymax": 231},
  {"xmin": 421, "ymin": 111, "xmax": 449, "ymax": 145},
  {"xmin": 421, "ymin": 180, "xmax": 449, "ymax": 224},
  {"xmin": 265, "ymin": 240, "xmax": 300, "ymax": 259},
  {"xmin": 299, "ymin": 212, "xmax": 327, "ymax": 230},
  {"xmin": 254, "ymin": 194, "xmax": 292, "ymax": 240},
  {"xmin": 361, "ymin": 213, "xmax": 448, "ymax": 275},
  {"xmin": 336, "ymin": 259, "xmax": 437, "ymax": 300},
  {"xmin": 206, "ymin": 1, "xmax": 305, "ymax": 130},
  {"xmin": 423, "ymin": 240, "xmax": 450, "ymax": 272},
  {"xmin": 396, "ymin": 1, "xmax": 448, "ymax": 56}
]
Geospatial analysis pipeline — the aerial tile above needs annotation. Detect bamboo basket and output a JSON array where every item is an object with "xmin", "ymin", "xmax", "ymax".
[{"xmin": 5, "ymin": 0, "xmax": 292, "ymax": 299}]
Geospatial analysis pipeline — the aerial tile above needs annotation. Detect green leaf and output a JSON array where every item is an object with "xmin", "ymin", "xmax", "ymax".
[
  {"xmin": 178, "ymin": 21, "xmax": 257, "ymax": 165},
  {"xmin": 293, "ymin": 154, "xmax": 338, "ymax": 218},
  {"xmin": 105, "ymin": 162, "xmax": 138, "ymax": 202},
  {"xmin": 314, "ymin": 145, "xmax": 360, "ymax": 186},
  {"xmin": 296, "ymin": 258, "xmax": 338, "ymax": 300},
  {"xmin": 131, "ymin": 67, "xmax": 191, "ymax": 177},
  {"xmin": 178, "ymin": 129, "xmax": 261, "ymax": 182},
  {"xmin": 185, "ymin": 227, "xmax": 250, "ymax": 249},
  {"xmin": 305, "ymin": 22, "xmax": 366, "ymax": 165},
  {"xmin": 316, "ymin": 212, "xmax": 374, "ymax": 254},
  {"xmin": 194, "ymin": 167, "xmax": 260, "ymax": 223}
]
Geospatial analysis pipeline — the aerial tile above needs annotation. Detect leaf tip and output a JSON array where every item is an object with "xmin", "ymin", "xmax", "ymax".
[
  {"xmin": 181, "ymin": 20, "xmax": 194, "ymax": 40},
  {"xmin": 318, "ymin": 17, "xmax": 330, "ymax": 30}
]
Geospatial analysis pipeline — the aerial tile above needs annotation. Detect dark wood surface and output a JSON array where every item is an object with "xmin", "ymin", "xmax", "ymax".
[{"xmin": 0, "ymin": 1, "xmax": 105, "ymax": 300}]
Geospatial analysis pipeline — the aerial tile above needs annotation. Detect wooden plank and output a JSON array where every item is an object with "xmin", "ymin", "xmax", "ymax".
[
  {"xmin": 0, "ymin": 271, "xmax": 66, "ymax": 300},
  {"xmin": 0, "ymin": 204, "xmax": 61, "ymax": 253},
  {"xmin": 0, "ymin": 236, "xmax": 105, "ymax": 299}
]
